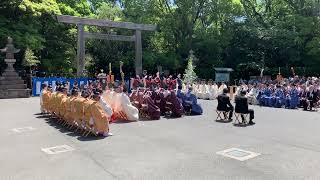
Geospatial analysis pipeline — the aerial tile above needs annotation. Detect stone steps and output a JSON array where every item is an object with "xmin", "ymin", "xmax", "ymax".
[
  {"xmin": 0, "ymin": 76, "xmax": 22, "ymax": 81},
  {"xmin": 0, "ymin": 84, "xmax": 27, "ymax": 89},
  {"xmin": 2, "ymin": 71, "xmax": 19, "ymax": 77},
  {"xmin": 0, "ymin": 80, "xmax": 25, "ymax": 85}
]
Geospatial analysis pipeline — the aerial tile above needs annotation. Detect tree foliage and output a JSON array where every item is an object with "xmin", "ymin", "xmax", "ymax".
[{"xmin": 1, "ymin": 0, "xmax": 319, "ymax": 79}]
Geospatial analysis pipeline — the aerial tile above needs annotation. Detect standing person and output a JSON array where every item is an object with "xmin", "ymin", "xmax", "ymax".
[
  {"xmin": 235, "ymin": 90, "xmax": 255, "ymax": 125},
  {"xmin": 217, "ymin": 88, "xmax": 233, "ymax": 120}
]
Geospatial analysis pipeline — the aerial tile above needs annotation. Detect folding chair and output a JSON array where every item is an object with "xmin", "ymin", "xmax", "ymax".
[
  {"xmin": 234, "ymin": 113, "xmax": 248, "ymax": 125},
  {"xmin": 216, "ymin": 110, "xmax": 229, "ymax": 121}
]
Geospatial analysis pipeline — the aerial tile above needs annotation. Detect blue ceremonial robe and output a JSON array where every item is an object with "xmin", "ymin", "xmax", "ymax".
[
  {"xmin": 273, "ymin": 89, "xmax": 285, "ymax": 108},
  {"xmin": 259, "ymin": 88, "xmax": 272, "ymax": 106},
  {"xmin": 176, "ymin": 89, "xmax": 185, "ymax": 104},
  {"xmin": 184, "ymin": 91, "xmax": 203, "ymax": 115},
  {"xmin": 285, "ymin": 88, "xmax": 299, "ymax": 109}
]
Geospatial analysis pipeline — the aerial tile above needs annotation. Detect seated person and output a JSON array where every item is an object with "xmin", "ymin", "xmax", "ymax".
[
  {"xmin": 113, "ymin": 84, "xmax": 139, "ymax": 121},
  {"xmin": 176, "ymin": 85, "xmax": 185, "ymax": 103},
  {"xmin": 247, "ymin": 84, "xmax": 259, "ymax": 105},
  {"xmin": 235, "ymin": 90, "xmax": 255, "ymax": 125},
  {"xmin": 273, "ymin": 85, "xmax": 285, "ymax": 108},
  {"xmin": 184, "ymin": 87, "xmax": 203, "ymax": 115},
  {"xmin": 285, "ymin": 84, "xmax": 299, "ymax": 109},
  {"xmin": 217, "ymin": 88, "xmax": 233, "ymax": 120},
  {"xmin": 142, "ymin": 91, "xmax": 161, "ymax": 120},
  {"xmin": 166, "ymin": 90, "xmax": 184, "ymax": 117},
  {"xmin": 90, "ymin": 91, "xmax": 112, "ymax": 137}
]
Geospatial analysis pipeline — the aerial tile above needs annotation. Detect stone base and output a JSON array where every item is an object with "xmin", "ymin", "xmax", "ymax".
[
  {"xmin": 0, "ymin": 59, "xmax": 31, "ymax": 99},
  {"xmin": 0, "ymin": 89, "xmax": 31, "ymax": 99}
]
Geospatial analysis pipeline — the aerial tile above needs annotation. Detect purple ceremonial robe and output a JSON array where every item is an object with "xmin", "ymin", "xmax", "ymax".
[
  {"xmin": 155, "ymin": 91, "xmax": 166, "ymax": 113},
  {"xmin": 143, "ymin": 92, "xmax": 161, "ymax": 120},
  {"xmin": 167, "ymin": 91, "xmax": 184, "ymax": 117}
]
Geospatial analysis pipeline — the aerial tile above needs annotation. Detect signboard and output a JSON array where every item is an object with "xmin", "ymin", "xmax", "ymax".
[{"xmin": 215, "ymin": 73, "xmax": 230, "ymax": 82}]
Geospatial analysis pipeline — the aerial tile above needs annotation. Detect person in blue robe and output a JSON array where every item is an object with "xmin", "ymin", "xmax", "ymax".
[
  {"xmin": 264, "ymin": 85, "xmax": 273, "ymax": 107},
  {"xmin": 176, "ymin": 85, "xmax": 185, "ymax": 104},
  {"xmin": 184, "ymin": 87, "xmax": 203, "ymax": 115},
  {"xmin": 285, "ymin": 84, "xmax": 299, "ymax": 109},
  {"xmin": 273, "ymin": 85, "xmax": 285, "ymax": 108},
  {"xmin": 258, "ymin": 87, "xmax": 266, "ymax": 106},
  {"xmin": 259, "ymin": 84, "xmax": 272, "ymax": 106}
]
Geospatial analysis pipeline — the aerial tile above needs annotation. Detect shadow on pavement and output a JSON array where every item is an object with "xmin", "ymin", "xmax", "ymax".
[
  {"xmin": 35, "ymin": 114, "xmax": 106, "ymax": 141},
  {"xmin": 215, "ymin": 119, "xmax": 233, "ymax": 123}
]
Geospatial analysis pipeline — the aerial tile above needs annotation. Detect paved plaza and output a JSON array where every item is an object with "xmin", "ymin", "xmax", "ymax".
[{"xmin": 0, "ymin": 97, "xmax": 320, "ymax": 180}]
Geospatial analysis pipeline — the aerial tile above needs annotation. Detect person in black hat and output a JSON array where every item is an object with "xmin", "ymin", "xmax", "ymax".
[
  {"xmin": 217, "ymin": 88, "xmax": 233, "ymax": 120},
  {"xmin": 235, "ymin": 90, "xmax": 255, "ymax": 125}
]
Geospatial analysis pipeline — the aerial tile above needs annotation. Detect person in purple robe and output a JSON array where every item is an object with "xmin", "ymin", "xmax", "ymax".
[
  {"xmin": 143, "ymin": 91, "xmax": 161, "ymax": 120},
  {"xmin": 166, "ymin": 90, "xmax": 184, "ymax": 117}
]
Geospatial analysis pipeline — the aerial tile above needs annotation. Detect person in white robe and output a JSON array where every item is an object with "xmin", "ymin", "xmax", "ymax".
[
  {"xmin": 113, "ymin": 84, "xmax": 139, "ymax": 121},
  {"xmin": 218, "ymin": 82, "xmax": 227, "ymax": 95},
  {"xmin": 103, "ymin": 85, "xmax": 116, "ymax": 110},
  {"xmin": 198, "ymin": 80, "xmax": 210, "ymax": 99},
  {"xmin": 207, "ymin": 80, "xmax": 218, "ymax": 100},
  {"xmin": 247, "ymin": 84, "xmax": 259, "ymax": 105},
  {"xmin": 99, "ymin": 92, "xmax": 113, "ymax": 117}
]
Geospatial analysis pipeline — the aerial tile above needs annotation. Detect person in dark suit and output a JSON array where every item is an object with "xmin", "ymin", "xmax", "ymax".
[
  {"xmin": 217, "ymin": 88, "xmax": 233, "ymax": 120},
  {"xmin": 235, "ymin": 90, "xmax": 255, "ymax": 125}
]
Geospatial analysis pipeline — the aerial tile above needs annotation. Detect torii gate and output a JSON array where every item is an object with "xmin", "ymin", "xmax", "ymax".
[{"xmin": 56, "ymin": 15, "xmax": 157, "ymax": 77}]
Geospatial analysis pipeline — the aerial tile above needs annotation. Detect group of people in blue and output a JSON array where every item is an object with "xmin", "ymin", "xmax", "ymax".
[
  {"xmin": 258, "ymin": 84, "xmax": 299, "ymax": 109},
  {"xmin": 239, "ymin": 76, "xmax": 319, "ymax": 111}
]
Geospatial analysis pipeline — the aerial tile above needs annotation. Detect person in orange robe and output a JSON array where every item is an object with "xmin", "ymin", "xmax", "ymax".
[
  {"xmin": 50, "ymin": 90, "xmax": 58, "ymax": 115},
  {"xmin": 73, "ymin": 93, "xmax": 86, "ymax": 127},
  {"xmin": 55, "ymin": 86, "xmax": 66, "ymax": 119},
  {"xmin": 81, "ymin": 91, "xmax": 95, "ymax": 133},
  {"xmin": 58, "ymin": 87, "xmax": 68, "ymax": 119},
  {"xmin": 90, "ymin": 91, "xmax": 112, "ymax": 137},
  {"xmin": 42, "ymin": 85, "xmax": 52, "ymax": 113},
  {"xmin": 64, "ymin": 89, "xmax": 78, "ymax": 124}
]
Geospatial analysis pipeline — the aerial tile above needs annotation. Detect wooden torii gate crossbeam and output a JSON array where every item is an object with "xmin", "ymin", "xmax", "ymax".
[{"xmin": 56, "ymin": 15, "xmax": 157, "ymax": 77}]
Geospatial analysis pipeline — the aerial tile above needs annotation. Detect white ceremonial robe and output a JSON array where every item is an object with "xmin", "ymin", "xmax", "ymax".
[
  {"xmin": 198, "ymin": 84, "xmax": 210, "ymax": 99},
  {"xmin": 247, "ymin": 88, "xmax": 259, "ymax": 105},
  {"xmin": 103, "ymin": 90, "xmax": 116, "ymax": 110},
  {"xmin": 40, "ymin": 89, "xmax": 45, "ymax": 113},
  {"xmin": 114, "ymin": 92, "xmax": 139, "ymax": 121},
  {"xmin": 218, "ymin": 84, "xmax": 227, "ymax": 95},
  {"xmin": 208, "ymin": 85, "xmax": 218, "ymax": 100},
  {"xmin": 99, "ymin": 96, "xmax": 113, "ymax": 117}
]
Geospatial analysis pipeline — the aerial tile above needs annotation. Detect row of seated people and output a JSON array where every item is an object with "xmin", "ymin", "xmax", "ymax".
[
  {"xmin": 237, "ymin": 83, "xmax": 319, "ymax": 111},
  {"xmin": 129, "ymin": 85, "xmax": 203, "ymax": 119},
  {"xmin": 40, "ymin": 84, "xmax": 114, "ymax": 137},
  {"xmin": 183, "ymin": 81, "xmax": 228, "ymax": 100}
]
